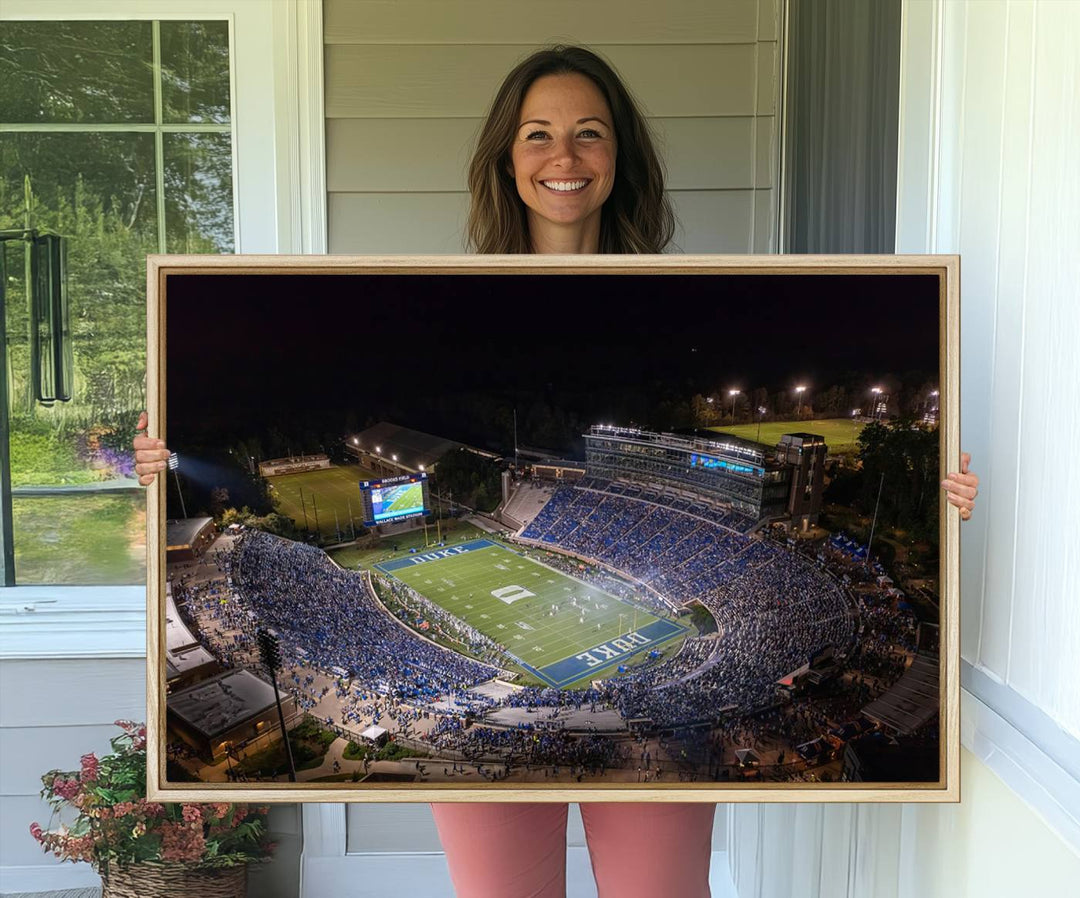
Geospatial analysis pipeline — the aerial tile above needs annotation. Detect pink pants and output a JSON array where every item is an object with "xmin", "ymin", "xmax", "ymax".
[{"xmin": 431, "ymin": 802, "xmax": 715, "ymax": 898}]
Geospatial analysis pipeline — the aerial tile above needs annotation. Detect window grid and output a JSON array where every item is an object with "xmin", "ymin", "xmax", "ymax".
[{"xmin": 1, "ymin": 19, "xmax": 235, "ymax": 585}]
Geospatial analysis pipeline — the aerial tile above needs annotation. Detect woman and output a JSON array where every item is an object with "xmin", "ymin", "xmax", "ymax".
[{"xmin": 136, "ymin": 46, "xmax": 979, "ymax": 898}]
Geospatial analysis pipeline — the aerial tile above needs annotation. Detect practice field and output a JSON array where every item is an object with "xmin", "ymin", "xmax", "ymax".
[
  {"xmin": 268, "ymin": 464, "xmax": 377, "ymax": 538},
  {"xmin": 710, "ymin": 418, "xmax": 867, "ymax": 454},
  {"xmin": 375, "ymin": 539, "xmax": 691, "ymax": 689}
]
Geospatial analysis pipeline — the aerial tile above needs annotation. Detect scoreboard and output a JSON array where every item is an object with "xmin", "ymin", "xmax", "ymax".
[{"xmin": 359, "ymin": 473, "xmax": 431, "ymax": 526}]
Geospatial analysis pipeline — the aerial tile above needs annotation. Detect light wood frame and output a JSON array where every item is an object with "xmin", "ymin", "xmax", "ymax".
[{"xmin": 146, "ymin": 253, "xmax": 960, "ymax": 803}]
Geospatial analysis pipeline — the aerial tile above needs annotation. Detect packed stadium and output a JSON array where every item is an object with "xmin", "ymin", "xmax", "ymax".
[
  {"xmin": 164, "ymin": 417, "xmax": 934, "ymax": 787},
  {"xmin": 161, "ymin": 272, "xmax": 941, "ymax": 787}
]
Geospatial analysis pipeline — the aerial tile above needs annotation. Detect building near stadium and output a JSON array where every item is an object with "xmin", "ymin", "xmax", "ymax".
[
  {"xmin": 346, "ymin": 421, "xmax": 496, "ymax": 477},
  {"xmin": 167, "ymin": 668, "xmax": 297, "ymax": 763},
  {"xmin": 584, "ymin": 425, "xmax": 803, "ymax": 521},
  {"xmin": 166, "ymin": 516, "xmax": 217, "ymax": 562},
  {"xmin": 775, "ymin": 433, "xmax": 828, "ymax": 528},
  {"xmin": 258, "ymin": 453, "xmax": 331, "ymax": 477}
]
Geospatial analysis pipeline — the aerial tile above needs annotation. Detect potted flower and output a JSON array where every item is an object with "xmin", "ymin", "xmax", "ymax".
[{"xmin": 30, "ymin": 720, "xmax": 274, "ymax": 898}]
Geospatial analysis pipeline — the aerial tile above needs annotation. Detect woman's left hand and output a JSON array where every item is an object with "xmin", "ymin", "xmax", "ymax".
[{"xmin": 942, "ymin": 451, "xmax": 979, "ymax": 521}]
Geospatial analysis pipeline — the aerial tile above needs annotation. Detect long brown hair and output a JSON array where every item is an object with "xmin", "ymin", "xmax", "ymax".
[{"xmin": 466, "ymin": 46, "xmax": 675, "ymax": 254}]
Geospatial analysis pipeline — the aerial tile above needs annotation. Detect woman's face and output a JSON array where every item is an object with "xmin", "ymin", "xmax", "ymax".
[{"xmin": 509, "ymin": 73, "xmax": 617, "ymax": 245}]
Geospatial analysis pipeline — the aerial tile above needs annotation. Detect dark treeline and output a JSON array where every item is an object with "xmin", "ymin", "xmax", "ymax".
[
  {"xmin": 824, "ymin": 420, "xmax": 940, "ymax": 548},
  {"xmin": 428, "ymin": 447, "xmax": 502, "ymax": 514}
]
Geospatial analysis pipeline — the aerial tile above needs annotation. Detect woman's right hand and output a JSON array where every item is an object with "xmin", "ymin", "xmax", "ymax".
[{"xmin": 133, "ymin": 411, "xmax": 170, "ymax": 486}]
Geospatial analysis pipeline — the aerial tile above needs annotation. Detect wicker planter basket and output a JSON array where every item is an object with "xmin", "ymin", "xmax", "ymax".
[{"xmin": 101, "ymin": 862, "xmax": 247, "ymax": 898}]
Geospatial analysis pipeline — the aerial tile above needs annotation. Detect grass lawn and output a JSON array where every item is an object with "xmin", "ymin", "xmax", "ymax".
[
  {"xmin": 375, "ymin": 539, "xmax": 691, "ymax": 688},
  {"xmin": 267, "ymin": 464, "xmax": 377, "ymax": 539},
  {"xmin": 710, "ymin": 417, "xmax": 866, "ymax": 454},
  {"xmin": 12, "ymin": 491, "xmax": 146, "ymax": 584}
]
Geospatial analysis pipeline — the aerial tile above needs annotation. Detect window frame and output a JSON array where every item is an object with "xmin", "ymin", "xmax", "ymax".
[{"xmin": 0, "ymin": 0, "xmax": 326, "ymax": 657}]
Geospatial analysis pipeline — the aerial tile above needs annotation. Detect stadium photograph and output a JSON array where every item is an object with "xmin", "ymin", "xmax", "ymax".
[{"xmin": 151, "ymin": 260, "xmax": 956, "ymax": 799}]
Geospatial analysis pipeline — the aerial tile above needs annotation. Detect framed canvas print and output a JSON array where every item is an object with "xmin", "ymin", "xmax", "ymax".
[{"xmin": 146, "ymin": 254, "xmax": 960, "ymax": 803}]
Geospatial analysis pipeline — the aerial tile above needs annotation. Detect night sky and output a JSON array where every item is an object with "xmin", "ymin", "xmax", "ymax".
[{"xmin": 166, "ymin": 272, "xmax": 940, "ymax": 453}]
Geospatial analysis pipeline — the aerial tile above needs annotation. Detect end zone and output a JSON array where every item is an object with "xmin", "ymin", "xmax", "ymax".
[
  {"xmin": 535, "ymin": 618, "xmax": 687, "ymax": 688},
  {"xmin": 374, "ymin": 538, "xmax": 499, "ymax": 573}
]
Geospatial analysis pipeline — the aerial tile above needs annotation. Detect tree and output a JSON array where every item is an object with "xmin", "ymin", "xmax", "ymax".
[
  {"xmin": 690, "ymin": 394, "xmax": 719, "ymax": 428},
  {"xmin": 210, "ymin": 486, "xmax": 230, "ymax": 518}
]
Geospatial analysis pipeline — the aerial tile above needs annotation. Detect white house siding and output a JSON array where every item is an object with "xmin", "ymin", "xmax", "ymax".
[{"xmin": 324, "ymin": 0, "xmax": 782, "ymax": 254}]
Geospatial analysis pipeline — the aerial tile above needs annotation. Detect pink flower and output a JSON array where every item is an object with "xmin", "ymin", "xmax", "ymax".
[
  {"xmin": 160, "ymin": 821, "xmax": 206, "ymax": 863},
  {"xmin": 52, "ymin": 777, "xmax": 80, "ymax": 801},
  {"xmin": 112, "ymin": 801, "xmax": 136, "ymax": 818},
  {"xmin": 181, "ymin": 805, "xmax": 202, "ymax": 824},
  {"xmin": 29, "ymin": 822, "xmax": 43, "ymax": 842},
  {"xmin": 80, "ymin": 753, "xmax": 100, "ymax": 782}
]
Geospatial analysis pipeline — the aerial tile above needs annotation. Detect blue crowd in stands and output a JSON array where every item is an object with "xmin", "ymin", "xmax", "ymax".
[
  {"xmin": 233, "ymin": 531, "xmax": 502, "ymax": 703},
  {"xmin": 517, "ymin": 482, "xmax": 856, "ymax": 726},
  {"xmin": 175, "ymin": 474, "xmax": 881, "ymax": 751}
]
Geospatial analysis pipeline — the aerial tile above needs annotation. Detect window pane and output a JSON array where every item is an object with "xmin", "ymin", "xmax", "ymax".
[
  {"xmin": 2, "ymin": 131, "xmax": 157, "ymax": 585},
  {"xmin": 12, "ymin": 493, "xmax": 145, "ymax": 585},
  {"xmin": 0, "ymin": 22, "xmax": 154, "ymax": 124},
  {"xmin": 160, "ymin": 21, "xmax": 232, "ymax": 124},
  {"xmin": 164, "ymin": 133, "xmax": 235, "ymax": 252}
]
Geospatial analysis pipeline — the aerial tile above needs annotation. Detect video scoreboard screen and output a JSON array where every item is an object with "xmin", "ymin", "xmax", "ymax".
[{"xmin": 359, "ymin": 473, "xmax": 431, "ymax": 526}]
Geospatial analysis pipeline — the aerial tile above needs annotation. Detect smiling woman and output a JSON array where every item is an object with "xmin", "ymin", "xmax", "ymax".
[
  {"xmin": 466, "ymin": 45, "xmax": 674, "ymax": 255},
  {"xmin": 509, "ymin": 73, "xmax": 617, "ymax": 253}
]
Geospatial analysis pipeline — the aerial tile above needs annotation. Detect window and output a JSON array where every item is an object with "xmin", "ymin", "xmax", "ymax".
[{"xmin": 1, "ymin": 19, "xmax": 234, "ymax": 584}]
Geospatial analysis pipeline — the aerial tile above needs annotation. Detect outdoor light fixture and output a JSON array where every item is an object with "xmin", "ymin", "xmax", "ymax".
[
  {"xmin": 795, "ymin": 384, "xmax": 807, "ymax": 416},
  {"xmin": 168, "ymin": 453, "xmax": 187, "ymax": 519}
]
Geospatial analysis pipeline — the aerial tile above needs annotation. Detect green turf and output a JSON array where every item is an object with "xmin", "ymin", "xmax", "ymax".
[
  {"xmin": 328, "ymin": 519, "xmax": 489, "ymax": 570},
  {"xmin": 267, "ymin": 464, "xmax": 378, "ymax": 538},
  {"xmin": 378, "ymin": 542, "xmax": 691, "ymax": 688},
  {"xmin": 709, "ymin": 418, "xmax": 868, "ymax": 454}
]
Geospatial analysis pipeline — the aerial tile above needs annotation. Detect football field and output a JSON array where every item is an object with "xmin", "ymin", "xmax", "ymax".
[
  {"xmin": 710, "ymin": 417, "xmax": 867, "ymax": 454},
  {"xmin": 268, "ymin": 464, "xmax": 376, "ymax": 538},
  {"xmin": 376, "ymin": 539, "xmax": 691, "ymax": 689}
]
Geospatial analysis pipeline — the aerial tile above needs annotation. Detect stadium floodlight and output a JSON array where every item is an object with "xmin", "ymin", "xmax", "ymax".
[
  {"xmin": 419, "ymin": 464, "xmax": 425, "ymax": 471},
  {"xmin": 256, "ymin": 628, "xmax": 297, "ymax": 783},
  {"xmin": 375, "ymin": 445, "xmax": 381, "ymax": 454},
  {"xmin": 871, "ymin": 386, "xmax": 887, "ymax": 420},
  {"xmin": 392, "ymin": 453, "xmax": 398, "ymax": 462},
  {"xmin": 168, "ymin": 452, "xmax": 187, "ymax": 519},
  {"xmin": 728, "ymin": 389, "xmax": 740, "ymax": 423},
  {"xmin": 794, "ymin": 384, "xmax": 807, "ymax": 416},
  {"xmin": 352, "ymin": 437, "xmax": 359, "ymax": 445}
]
